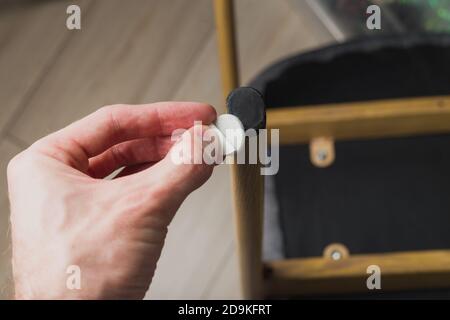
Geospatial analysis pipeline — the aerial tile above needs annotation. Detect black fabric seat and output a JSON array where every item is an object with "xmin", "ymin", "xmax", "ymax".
[{"xmin": 250, "ymin": 34, "xmax": 450, "ymax": 298}]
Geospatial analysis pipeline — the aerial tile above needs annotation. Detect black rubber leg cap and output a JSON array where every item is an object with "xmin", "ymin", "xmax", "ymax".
[{"xmin": 226, "ymin": 87, "xmax": 266, "ymax": 131}]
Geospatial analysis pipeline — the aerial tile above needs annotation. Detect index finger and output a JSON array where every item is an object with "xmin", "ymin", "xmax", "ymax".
[{"xmin": 40, "ymin": 102, "xmax": 216, "ymax": 162}]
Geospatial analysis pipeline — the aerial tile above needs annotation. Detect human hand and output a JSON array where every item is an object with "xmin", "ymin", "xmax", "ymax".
[{"xmin": 7, "ymin": 102, "xmax": 216, "ymax": 299}]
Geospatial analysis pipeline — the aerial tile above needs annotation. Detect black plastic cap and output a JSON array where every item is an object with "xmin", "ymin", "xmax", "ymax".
[{"xmin": 226, "ymin": 87, "xmax": 266, "ymax": 131}]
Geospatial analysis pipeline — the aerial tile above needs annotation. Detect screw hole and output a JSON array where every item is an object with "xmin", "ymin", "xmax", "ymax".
[
  {"xmin": 317, "ymin": 149, "xmax": 328, "ymax": 161},
  {"xmin": 331, "ymin": 250, "xmax": 342, "ymax": 261}
]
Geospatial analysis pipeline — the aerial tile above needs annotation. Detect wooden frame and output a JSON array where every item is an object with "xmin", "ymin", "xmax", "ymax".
[
  {"xmin": 267, "ymin": 96, "xmax": 450, "ymax": 144},
  {"xmin": 213, "ymin": 0, "xmax": 450, "ymax": 298},
  {"xmin": 265, "ymin": 250, "xmax": 450, "ymax": 297},
  {"xmin": 214, "ymin": 0, "xmax": 264, "ymax": 299}
]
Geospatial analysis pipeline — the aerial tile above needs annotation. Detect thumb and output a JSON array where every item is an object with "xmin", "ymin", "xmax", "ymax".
[{"xmin": 126, "ymin": 125, "xmax": 215, "ymax": 212}]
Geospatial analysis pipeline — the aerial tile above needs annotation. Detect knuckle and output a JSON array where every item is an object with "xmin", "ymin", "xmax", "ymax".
[
  {"xmin": 6, "ymin": 157, "xmax": 17, "ymax": 179},
  {"xmin": 183, "ymin": 163, "xmax": 213, "ymax": 189},
  {"xmin": 186, "ymin": 162, "xmax": 211, "ymax": 178},
  {"xmin": 98, "ymin": 104, "xmax": 123, "ymax": 114},
  {"xmin": 28, "ymin": 137, "xmax": 52, "ymax": 154},
  {"xmin": 182, "ymin": 163, "xmax": 201, "ymax": 177},
  {"xmin": 96, "ymin": 105, "xmax": 115, "ymax": 119},
  {"xmin": 6, "ymin": 151, "xmax": 27, "ymax": 179},
  {"xmin": 98, "ymin": 104, "xmax": 123, "ymax": 135}
]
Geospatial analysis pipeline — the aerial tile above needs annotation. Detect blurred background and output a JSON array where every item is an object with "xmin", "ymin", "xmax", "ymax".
[{"xmin": 0, "ymin": 0, "xmax": 449, "ymax": 299}]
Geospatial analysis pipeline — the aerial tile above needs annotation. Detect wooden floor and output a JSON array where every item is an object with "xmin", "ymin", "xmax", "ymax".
[{"xmin": 0, "ymin": 0, "xmax": 333, "ymax": 299}]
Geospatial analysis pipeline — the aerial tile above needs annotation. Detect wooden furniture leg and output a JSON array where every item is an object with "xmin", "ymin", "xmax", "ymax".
[{"xmin": 214, "ymin": 0, "xmax": 265, "ymax": 299}]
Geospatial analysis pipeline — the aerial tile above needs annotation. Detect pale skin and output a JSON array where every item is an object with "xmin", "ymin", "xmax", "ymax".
[{"xmin": 7, "ymin": 102, "xmax": 217, "ymax": 299}]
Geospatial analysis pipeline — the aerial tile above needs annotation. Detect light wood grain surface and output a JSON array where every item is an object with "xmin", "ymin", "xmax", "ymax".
[{"xmin": 0, "ymin": 0, "xmax": 333, "ymax": 299}]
